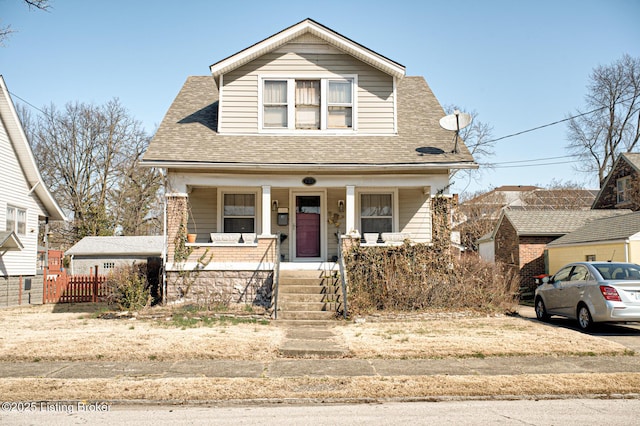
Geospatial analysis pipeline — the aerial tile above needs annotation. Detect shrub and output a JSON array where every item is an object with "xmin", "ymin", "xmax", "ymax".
[
  {"xmin": 344, "ymin": 242, "xmax": 518, "ymax": 314},
  {"xmin": 105, "ymin": 263, "xmax": 151, "ymax": 311}
]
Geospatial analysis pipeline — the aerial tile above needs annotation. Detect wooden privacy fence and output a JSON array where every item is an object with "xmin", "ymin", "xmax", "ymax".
[{"xmin": 43, "ymin": 266, "xmax": 108, "ymax": 304}]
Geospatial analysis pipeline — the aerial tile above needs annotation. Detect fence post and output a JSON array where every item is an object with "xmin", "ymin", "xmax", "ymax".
[{"xmin": 93, "ymin": 265, "xmax": 99, "ymax": 303}]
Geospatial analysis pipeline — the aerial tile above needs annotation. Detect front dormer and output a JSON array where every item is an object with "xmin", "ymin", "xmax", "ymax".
[{"xmin": 210, "ymin": 19, "xmax": 405, "ymax": 136}]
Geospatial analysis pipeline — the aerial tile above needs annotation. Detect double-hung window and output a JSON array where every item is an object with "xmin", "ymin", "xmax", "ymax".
[
  {"xmin": 223, "ymin": 193, "xmax": 255, "ymax": 233},
  {"xmin": 6, "ymin": 206, "xmax": 26, "ymax": 235},
  {"xmin": 262, "ymin": 77, "xmax": 354, "ymax": 131},
  {"xmin": 360, "ymin": 194, "xmax": 393, "ymax": 234}
]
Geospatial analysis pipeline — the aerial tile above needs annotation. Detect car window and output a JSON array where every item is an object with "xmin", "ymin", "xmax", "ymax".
[
  {"xmin": 553, "ymin": 266, "xmax": 573, "ymax": 283},
  {"xmin": 594, "ymin": 263, "xmax": 640, "ymax": 280},
  {"xmin": 570, "ymin": 266, "xmax": 589, "ymax": 281}
]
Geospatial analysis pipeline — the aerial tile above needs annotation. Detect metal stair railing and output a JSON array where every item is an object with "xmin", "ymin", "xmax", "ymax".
[{"xmin": 272, "ymin": 233, "xmax": 281, "ymax": 319}]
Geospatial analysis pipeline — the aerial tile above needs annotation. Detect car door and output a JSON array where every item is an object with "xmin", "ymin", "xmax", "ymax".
[
  {"xmin": 557, "ymin": 265, "xmax": 590, "ymax": 317},
  {"xmin": 544, "ymin": 265, "xmax": 574, "ymax": 313}
]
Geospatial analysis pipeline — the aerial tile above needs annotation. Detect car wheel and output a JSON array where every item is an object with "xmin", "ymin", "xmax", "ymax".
[
  {"xmin": 577, "ymin": 304, "xmax": 593, "ymax": 331},
  {"xmin": 535, "ymin": 298, "xmax": 549, "ymax": 321}
]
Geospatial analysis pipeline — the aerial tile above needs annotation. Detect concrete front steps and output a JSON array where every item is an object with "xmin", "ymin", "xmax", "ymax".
[{"xmin": 275, "ymin": 269, "xmax": 342, "ymax": 321}]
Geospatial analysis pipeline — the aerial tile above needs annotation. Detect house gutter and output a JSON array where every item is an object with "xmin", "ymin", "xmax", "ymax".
[{"xmin": 140, "ymin": 161, "xmax": 479, "ymax": 172}]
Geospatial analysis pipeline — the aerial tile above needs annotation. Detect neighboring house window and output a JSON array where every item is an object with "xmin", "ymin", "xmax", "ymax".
[
  {"xmin": 585, "ymin": 254, "xmax": 596, "ymax": 261},
  {"xmin": 262, "ymin": 77, "xmax": 354, "ymax": 131},
  {"xmin": 223, "ymin": 193, "xmax": 255, "ymax": 233},
  {"xmin": 617, "ymin": 176, "xmax": 630, "ymax": 204},
  {"xmin": 360, "ymin": 193, "xmax": 392, "ymax": 234},
  {"xmin": 6, "ymin": 206, "xmax": 26, "ymax": 235},
  {"xmin": 103, "ymin": 262, "xmax": 115, "ymax": 270}
]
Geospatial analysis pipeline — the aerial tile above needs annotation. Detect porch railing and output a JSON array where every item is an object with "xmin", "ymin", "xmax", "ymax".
[
  {"xmin": 337, "ymin": 236, "xmax": 348, "ymax": 319},
  {"xmin": 272, "ymin": 233, "xmax": 282, "ymax": 319}
]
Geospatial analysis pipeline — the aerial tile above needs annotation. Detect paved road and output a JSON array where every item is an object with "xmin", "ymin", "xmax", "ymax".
[{"xmin": 2, "ymin": 399, "xmax": 639, "ymax": 425}]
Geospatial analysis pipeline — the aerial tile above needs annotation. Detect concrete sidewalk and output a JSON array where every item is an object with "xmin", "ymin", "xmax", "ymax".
[{"xmin": 1, "ymin": 355, "xmax": 639, "ymax": 380}]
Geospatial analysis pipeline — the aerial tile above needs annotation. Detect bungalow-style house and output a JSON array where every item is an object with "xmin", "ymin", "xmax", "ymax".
[
  {"xmin": 141, "ymin": 19, "xmax": 476, "ymax": 309},
  {"xmin": 65, "ymin": 236, "xmax": 164, "ymax": 275},
  {"xmin": 546, "ymin": 211, "xmax": 640, "ymax": 273},
  {"xmin": 481, "ymin": 209, "xmax": 630, "ymax": 296},
  {"xmin": 0, "ymin": 75, "xmax": 65, "ymax": 307},
  {"xmin": 592, "ymin": 152, "xmax": 640, "ymax": 211}
]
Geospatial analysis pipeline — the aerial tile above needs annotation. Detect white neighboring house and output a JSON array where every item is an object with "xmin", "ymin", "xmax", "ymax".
[
  {"xmin": 0, "ymin": 75, "xmax": 65, "ymax": 307},
  {"xmin": 65, "ymin": 236, "xmax": 164, "ymax": 275}
]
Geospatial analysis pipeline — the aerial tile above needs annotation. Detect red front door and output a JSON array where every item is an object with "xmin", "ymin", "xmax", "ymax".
[{"xmin": 295, "ymin": 195, "xmax": 320, "ymax": 258}]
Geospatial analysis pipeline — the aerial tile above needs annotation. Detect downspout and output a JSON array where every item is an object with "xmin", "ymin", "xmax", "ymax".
[
  {"xmin": 162, "ymin": 192, "xmax": 168, "ymax": 305},
  {"xmin": 625, "ymin": 238, "xmax": 630, "ymax": 263}
]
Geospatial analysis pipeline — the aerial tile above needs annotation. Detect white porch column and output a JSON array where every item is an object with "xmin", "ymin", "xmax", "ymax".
[
  {"xmin": 261, "ymin": 185, "xmax": 272, "ymax": 236},
  {"xmin": 346, "ymin": 185, "xmax": 355, "ymax": 234}
]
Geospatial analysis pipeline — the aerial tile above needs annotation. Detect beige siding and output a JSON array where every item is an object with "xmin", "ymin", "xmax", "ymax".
[
  {"xmin": 220, "ymin": 46, "xmax": 395, "ymax": 134},
  {"xmin": 188, "ymin": 187, "xmax": 217, "ymax": 242},
  {"xmin": 399, "ymin": 188, "xmax": 431, "ymax": 243},
  {"xmin": 629, "ymin": 241, "xmax": 640, "ymax": 264},
  {"xmin": 547, "ymin": 243, "xmax": 626, "ymax": 275}
]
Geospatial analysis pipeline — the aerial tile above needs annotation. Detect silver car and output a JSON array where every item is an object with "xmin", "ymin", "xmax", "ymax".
[{"xmin": 534, "ymin": 262, "xmax": 640, "ymax": 330}]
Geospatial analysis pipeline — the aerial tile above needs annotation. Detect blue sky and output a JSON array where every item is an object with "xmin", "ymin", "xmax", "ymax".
[{"xmin": 2, "ymin": 0, "xmax": 639, "ymax": 195}]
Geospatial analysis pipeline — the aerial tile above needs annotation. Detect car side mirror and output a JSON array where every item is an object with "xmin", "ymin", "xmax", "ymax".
[{"xmin": 542, "ymin": 276, "xmax": 551, "ymax": 284}]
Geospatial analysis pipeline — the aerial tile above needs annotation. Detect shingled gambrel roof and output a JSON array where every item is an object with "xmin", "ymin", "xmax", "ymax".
[
  {"xmin": 142, "ymin": 75, "xmax": 476, "ymax": 170},
  {"xmin": 499, "ymin": 209, "xmax": 632, "ymax": 237},
  {"xmin": 547, "ymin": 211, "xmax": 640, "ymax": 246}
]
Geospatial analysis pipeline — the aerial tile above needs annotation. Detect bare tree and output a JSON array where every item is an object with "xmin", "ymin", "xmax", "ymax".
[
  {"xmin": 567, "ymin": 54, "xmax": 640, "ymax": 186},
  {"xmin": 444, "ymin": 105, "xmax": 495, "ymax": 187},
  {"xmin": 25, "ymin": 99, "xmax": 163, "ymax": 245},
  {"xmin": 1, "ymin": 0, "xmax": 50, "ymax": 45}
]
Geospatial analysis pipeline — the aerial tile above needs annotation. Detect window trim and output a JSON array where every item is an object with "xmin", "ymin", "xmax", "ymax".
[
  {"xmin": 218, "ymin": 189, "xmax": 260, "ymax": 234},
  {"xmin": 356, "ymin": 189, "xmax": 399, "ymax": 234},
  {"xmin": 258, "ymin": 74, "xmax": 357, "ymax": 133}
]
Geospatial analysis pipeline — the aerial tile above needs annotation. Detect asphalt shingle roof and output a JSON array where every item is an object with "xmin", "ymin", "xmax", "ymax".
[
  {"xmin": 547, "ymin": 211, "xmax": 640, "ymax": 246},
  {"xmin": 504, "ymin": 209, "xmax": 632, "ymax": 236},
  {"xmin": 143, "ymin": 76, "xmax": 475, "ymax": 168},
  {"xmin": 65, "ymin": 236, "xmax": 164, "ymax": 256}
]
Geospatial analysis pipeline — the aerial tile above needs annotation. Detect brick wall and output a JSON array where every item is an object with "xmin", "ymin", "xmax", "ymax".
[{"xmin": 519, "ymin": 236, "xmax": 555, "ymax": 293}]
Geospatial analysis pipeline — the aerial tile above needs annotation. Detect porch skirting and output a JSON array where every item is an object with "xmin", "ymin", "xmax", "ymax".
[{"xmin": 165, "ymin": 269, "xmax": 273, "ymax": 308}]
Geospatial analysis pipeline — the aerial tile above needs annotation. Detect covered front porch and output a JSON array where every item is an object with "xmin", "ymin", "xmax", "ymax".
[{"xmin": 163, "ymin": 172, "xmax": 450, "ymax": 306}]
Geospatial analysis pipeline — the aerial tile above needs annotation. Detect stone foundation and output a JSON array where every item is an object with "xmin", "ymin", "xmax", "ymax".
[{"xmin": 166, "ymin": 270, "xmax": 273, "ymax": 308}]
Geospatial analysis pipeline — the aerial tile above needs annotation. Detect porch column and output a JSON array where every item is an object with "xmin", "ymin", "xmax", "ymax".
[
  {"xmin": 261, "ymin": 185, "xmax": 272, "ymax": 236},
  {"xmin": 346, "ymin": 185, "xmax": 355, "ymax": 234}
]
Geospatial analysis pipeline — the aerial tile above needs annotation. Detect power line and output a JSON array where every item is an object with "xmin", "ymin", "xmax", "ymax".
[{"xmin": 480, "ymin": 155, "xmax": 575, "ymax": 166}]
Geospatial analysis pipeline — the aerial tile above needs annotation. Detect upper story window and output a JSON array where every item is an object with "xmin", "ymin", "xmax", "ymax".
[
  {"xmin": 6, "ymin": 206, "xmax": 26, "ymax": 235},
  {"xmin": 617, "ymin": 176, "xmax": 630, "ymax": 204},
  {"xmin": 261, "ymin": 77, "xmax": 354, "ymax": 131}
]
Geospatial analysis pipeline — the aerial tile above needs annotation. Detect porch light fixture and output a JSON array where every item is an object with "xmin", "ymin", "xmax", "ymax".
[
  {"xmin": 272, "ymin": 200, "xmax": 279, "ymax": 211},
  {"xmin": 338, "ymin": 200, "xmax": 345, "ymax": 212}
]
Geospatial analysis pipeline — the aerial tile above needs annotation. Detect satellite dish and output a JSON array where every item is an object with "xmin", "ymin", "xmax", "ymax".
[{"xmin": 439, "ymin": 110, "xmax": 472, "ymax": 153}]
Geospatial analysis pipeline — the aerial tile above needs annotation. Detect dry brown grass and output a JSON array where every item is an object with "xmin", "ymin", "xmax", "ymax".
[
  {"xmin": 0, "ymin": 304, "xmax": 631, "ymax": 362},
  {"xmin": 0, "ymin": 303, "xmax": 638, "ymax": 402},
  {"xmin": 339, "ymin": 316, "xmax": 629, "ymax": 358},
  {"xmin": 2, "ymin": 373, "xmax": 640, "ymax": 402}
]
